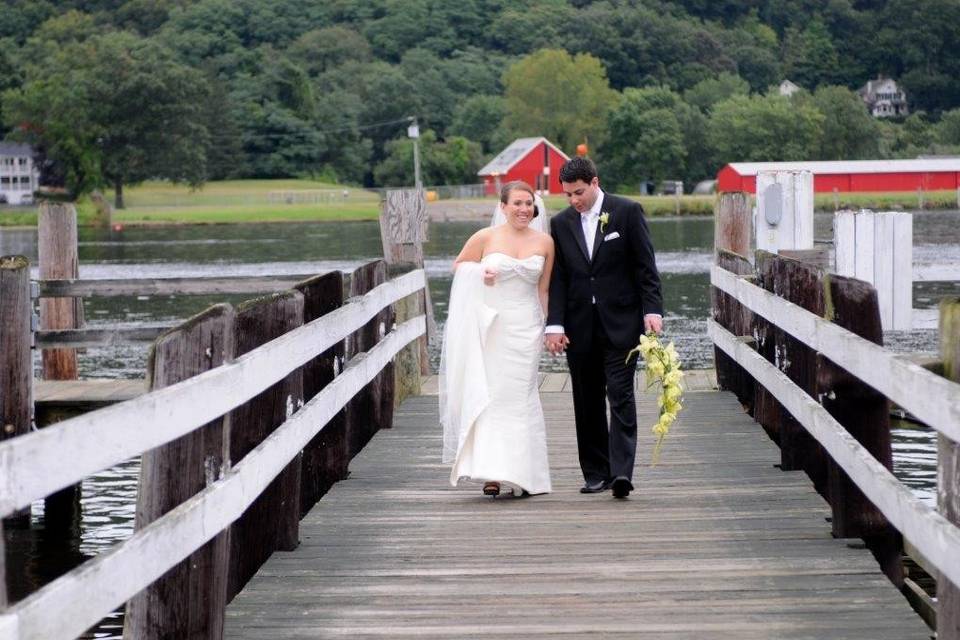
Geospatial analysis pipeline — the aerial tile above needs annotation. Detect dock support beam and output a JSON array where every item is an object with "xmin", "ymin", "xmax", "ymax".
[
  {"xmin": 939, "ymin": 297, "xmax": 960, "ymax": 639},
  {"xmin": 38, "ymin": 201, "xmax": 84, "ymax": 532}
]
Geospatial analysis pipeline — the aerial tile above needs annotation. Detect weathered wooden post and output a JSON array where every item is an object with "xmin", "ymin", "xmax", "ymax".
[
  {"xmin": 0, "ymin": 256, "xmax": 32, "ymax": 529},
  {"xmin": 38, "ymin": 200, "xmax": 84, "ymax": 529},
  {"xmin": 939, "ymin": 297, "xmax": 960, "ymax": 638},
  {"xmin": 755, "ymin": 170, "xmax": 813, "ymax": 255},
  {"xmin": 834, "ymin": 210, "xmax": 912, "ymax": 330},
  {"xmin": 712, "ymin": 191, "xmax": 753, "ymax": 404},
  {"xmin": 819, "ymin": 273, "xmax": 902, "ymax": 585},
  {"xmin": 380, "ymin": 189, "xmax": 434, "ymax": 374},
  {"xmin": 714, "ymin": 192, "xmax": 751, "ymax": 258},
  {"xmin": 227, "ymin": 291, "xmax": 304, "ymax": 599},
  {"xmin": 124, "ymin": 305, "xmax": 235, "ymax": 640},
  {"xmin": 758, "ymin": 252, "xmax": 828, "ymax": 490},
  {"xmin": 389, "ymin": 263, "xmax": 424, "ymax": 405},
  {"xmin": 345, "ymin": 261, "xmax": 394, "ymax": 458},
  {"xmin": 711, "ymin": 250, "xmax": 753, "ymax": 405},
  {"xmin": 294, "ymin": 272, "xmax": 346, "ymax": 515}
]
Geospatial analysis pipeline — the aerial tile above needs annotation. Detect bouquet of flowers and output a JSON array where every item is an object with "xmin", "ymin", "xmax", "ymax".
[{"xmin": 628, "ymin": 332, "xmax": 684, "ymax": 464}]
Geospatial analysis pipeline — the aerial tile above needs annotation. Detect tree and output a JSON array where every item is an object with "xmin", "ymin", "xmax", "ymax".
[
  {"xmin": 683, "ymin": 73, "xmax": 750, "ymax": 113},
  {"xmin": 937, "ymin": 109, "xmax": 960, "ymax": 146},
  {"xmin": 708, "ymin": 94, "xmax": 824, "ymax": 163},
  {"xmin": 782, "ymin": 19, "xmax": 840, "ymax": 88},
  {"xmin": 600, "ymin": 86, "xmax": 710, "ymax": 189},
  {"xmin": 808, "ymin": 85, "xmax": 879, "ymax": 159},
  {"xmin": 373, "ymin": 129, "xmax": 483, "ymax": 187},
  {"xmin": 4, "ymin": 32, "xmax": 211, "ymax": 203},
  {"xmin": 286, "ymin": 26, "xmax": 372, "ymax": 76},
  {"xmin": 502, "ymin": 49, "xmax": 617, "ymax": 154},
  {"xmin": 449, "ymin": 95, "xmax": 505, "ymax": 154}
]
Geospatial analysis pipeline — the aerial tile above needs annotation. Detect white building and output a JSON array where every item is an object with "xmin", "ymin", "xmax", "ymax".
[
  {"xmin": 857, "ymin": 76, "xmax": 909, "ymax": 118},
  {"xmin": 0, "ymin": 142, "xmax": 39, "ymax": 205},
  {"xmin": 778, "ymin": 79, "xmax": 801, "ymax": 97}
]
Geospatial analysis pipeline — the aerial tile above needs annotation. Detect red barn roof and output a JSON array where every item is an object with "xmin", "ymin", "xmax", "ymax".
[
  {"xmin": 717, "ymin": 159, "xmax": 960, "ymax": 193},
  {"xmin": 478, "ymin": 137, "xmax": 571, "ymax": 195}
]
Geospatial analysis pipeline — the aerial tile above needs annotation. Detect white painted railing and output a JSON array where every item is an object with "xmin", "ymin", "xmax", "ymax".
[
  {"xmin": 0, "ymin": 269, "xmax": 427, "ymax": 640},
  {"xmin": 709, "ymin": 264, "xmax": 960, "ymax": 591},
  {"xmin": 0, "ymin": 269, "xmax": 425, "ymax": 517}
]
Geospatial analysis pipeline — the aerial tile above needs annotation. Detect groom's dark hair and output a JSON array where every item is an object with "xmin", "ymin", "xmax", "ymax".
[{"xmin": 558, "ymin": 156, "xmax": 597, "ymax": 185}]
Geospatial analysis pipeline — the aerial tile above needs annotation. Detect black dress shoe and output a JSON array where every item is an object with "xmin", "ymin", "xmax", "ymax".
[
  {"xmin": 611, "ymin": 477, "xmax": 634, "ymax": 499},
  {"xmin": 579, "ymin": 480, "xmax": 610, "ymax": 494}
]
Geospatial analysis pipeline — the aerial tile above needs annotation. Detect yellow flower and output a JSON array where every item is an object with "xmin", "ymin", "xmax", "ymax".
[
  {"xmin": 627, "ymin": 330, "xmax": 685, "ymax": 465},
  {"xmin": 599, "ymin": 212, "xmax": 610, "ymax": 232}
]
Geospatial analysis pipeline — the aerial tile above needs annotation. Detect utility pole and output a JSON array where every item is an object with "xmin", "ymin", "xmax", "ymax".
[{"xmin": 407, "ymin": 117, "xmax": 422, "ymax": 191}]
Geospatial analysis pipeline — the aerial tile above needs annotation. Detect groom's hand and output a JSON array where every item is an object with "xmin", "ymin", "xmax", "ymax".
[
  {"xmin": 545, "ymin": 333, "xmax": 569, "ymax": 355},
  {"xmin": 644, "ymin": 314, "xmax": 663, "ymax": 334}
]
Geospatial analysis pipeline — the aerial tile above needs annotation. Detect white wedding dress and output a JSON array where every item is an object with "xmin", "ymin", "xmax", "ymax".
[{"xmin": 440, "ymin": 253, "xmax": 552, "ymax": 495}]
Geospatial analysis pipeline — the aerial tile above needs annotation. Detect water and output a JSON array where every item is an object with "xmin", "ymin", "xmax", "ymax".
[{"xmin": 3, "ymin": 209, "xmax": 957, "ymax": 636}]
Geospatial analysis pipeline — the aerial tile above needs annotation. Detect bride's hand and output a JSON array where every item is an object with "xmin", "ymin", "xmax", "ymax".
[{"xmin": 482, "ymin": 266, "xmax": 498, "ymax": 286}]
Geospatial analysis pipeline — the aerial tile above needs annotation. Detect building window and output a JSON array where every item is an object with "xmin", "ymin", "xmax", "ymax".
[{"xmin": 1, "ymin": 176, "xmax": 10, "ymax": 187}]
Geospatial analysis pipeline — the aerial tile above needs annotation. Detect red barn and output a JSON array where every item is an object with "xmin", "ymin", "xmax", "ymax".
[
  {"xmin": 717, "ymin": 159, "xmax": 960, "ymax": 193},
  {"xmin": 478, "ymin": 137, "xmax": 571, "ymax": 196}
]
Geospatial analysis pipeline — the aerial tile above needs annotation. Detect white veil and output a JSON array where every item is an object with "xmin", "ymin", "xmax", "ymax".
[{"xmin": 490, "ymin": 193, "xmax": 548, "ymax": 232}]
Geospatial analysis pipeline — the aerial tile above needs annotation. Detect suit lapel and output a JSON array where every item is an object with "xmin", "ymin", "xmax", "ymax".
[{"xmin": 567, "ymin": 210, "xmax": 591, "ymax": 264}]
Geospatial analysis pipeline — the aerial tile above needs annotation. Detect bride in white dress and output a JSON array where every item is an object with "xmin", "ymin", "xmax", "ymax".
[{"xmin": 440, "ymin": 181, "xmax": 554, "ymax": 496}]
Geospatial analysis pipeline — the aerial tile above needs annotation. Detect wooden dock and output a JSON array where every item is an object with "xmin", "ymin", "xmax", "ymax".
[{"xmin": 223, "ymin": 383, "xmax": 929, "ymax": 639}]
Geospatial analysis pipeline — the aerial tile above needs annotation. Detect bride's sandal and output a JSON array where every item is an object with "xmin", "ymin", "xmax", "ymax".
[{"xmin": 483, "ymin": 482, "xmax": 501, "ymax": 496}]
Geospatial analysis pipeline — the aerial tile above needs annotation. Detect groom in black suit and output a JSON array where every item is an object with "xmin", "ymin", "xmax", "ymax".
[{"xmin": 545, "ymin": 157, "xmax": 663, "ymax": 499}]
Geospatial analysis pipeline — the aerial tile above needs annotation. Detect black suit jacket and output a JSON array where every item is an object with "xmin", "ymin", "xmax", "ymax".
[{"xmin": 547, "ymin": 193, "xmax": 663, "ymax": 353}]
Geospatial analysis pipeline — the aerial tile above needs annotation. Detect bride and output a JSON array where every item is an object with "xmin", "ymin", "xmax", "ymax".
[{"xmin": 440, "ymin": 181, "xmax": 554, "ymax": 496}]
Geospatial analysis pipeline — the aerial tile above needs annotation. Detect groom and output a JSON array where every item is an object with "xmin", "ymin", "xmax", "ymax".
[{"xmin": 545, "ymin": 157, "xmax": 663, "ymax": 499}]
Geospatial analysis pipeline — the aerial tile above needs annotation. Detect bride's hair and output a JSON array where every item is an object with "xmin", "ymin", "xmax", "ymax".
[{"xmin": 499, "ymin": 180, "xmax": 539, "ymax": 218}]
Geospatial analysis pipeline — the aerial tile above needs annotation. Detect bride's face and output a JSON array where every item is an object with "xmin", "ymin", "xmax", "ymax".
[{"xmin": 504, "ymin": 189, "xmax": 535, "ymax": 228}]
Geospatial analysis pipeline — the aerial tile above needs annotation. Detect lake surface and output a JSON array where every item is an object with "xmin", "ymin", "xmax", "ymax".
[{"xmin": 2, "ymin": 210, "xmax": 957, "ymax": 637}]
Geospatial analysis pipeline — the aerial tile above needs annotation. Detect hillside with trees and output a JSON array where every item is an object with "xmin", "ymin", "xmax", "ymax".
[{"xmin": 2, "ymin": 0, "xmax": 958, "ymax": 198}]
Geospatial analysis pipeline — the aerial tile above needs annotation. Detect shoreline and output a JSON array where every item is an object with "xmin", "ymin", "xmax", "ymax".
[{"xmin": 3, "ymin": 192, "xmax": 958, "ymax": 229}]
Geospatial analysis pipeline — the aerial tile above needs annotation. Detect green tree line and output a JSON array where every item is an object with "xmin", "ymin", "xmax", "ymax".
[{"xmin": 1, "ymin": 0, "xmax": 958, "ymax": 201}]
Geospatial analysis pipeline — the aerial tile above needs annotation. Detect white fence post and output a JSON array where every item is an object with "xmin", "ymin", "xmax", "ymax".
[
  {"xmin": 755, "ymin": 170, "xmax": 814, "ymax": 254},
  {"xmin": 833, "ymin": 210, "xmax": 913, "ymax": 330}
]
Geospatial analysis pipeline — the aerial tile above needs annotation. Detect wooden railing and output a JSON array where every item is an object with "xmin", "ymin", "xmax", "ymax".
[
  {"xmin": 0, "ymin": 260, "xmax": 427, "ymax": 640},
  {"xmin": 33, "ymin": 273, "xmax": 322, "ymax": 348},
  {"xmin": 709, "ymin": 249, "xmax": 960, "ymax": 636}
]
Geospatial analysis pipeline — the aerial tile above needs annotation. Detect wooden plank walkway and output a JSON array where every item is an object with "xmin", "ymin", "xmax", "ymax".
[
  {"xmin": 34, "ymin": 378, "xmax": 147, "ymax": 408},
  {"xmin": 224, "ymin": 380, "xmax": 929, "ymax": 639}
]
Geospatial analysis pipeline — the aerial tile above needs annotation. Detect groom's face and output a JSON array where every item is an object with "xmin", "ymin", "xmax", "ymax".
[{"xmin": 560, "ymin": 177, "xmax": 600, "ymax": 213}]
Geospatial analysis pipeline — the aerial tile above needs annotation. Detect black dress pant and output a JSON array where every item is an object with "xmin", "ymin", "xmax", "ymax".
[{"xmin": 566, "ymin": 308, "xmax": 639, "ymax": 484}]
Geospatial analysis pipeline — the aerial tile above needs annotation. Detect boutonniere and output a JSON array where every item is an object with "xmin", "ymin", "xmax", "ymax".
[{"xmin": 599, "ymin": 211, "xmax": 610, "ymax": 232}]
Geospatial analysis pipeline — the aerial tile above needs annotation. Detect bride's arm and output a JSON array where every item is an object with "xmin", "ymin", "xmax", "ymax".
[
  {"xmin": 538, "ymin": 237, "xmax": 555, "ymax": 315},
  {"xmin": 453, "ymin": 228, "xmax": 489, "ymax": 270}
]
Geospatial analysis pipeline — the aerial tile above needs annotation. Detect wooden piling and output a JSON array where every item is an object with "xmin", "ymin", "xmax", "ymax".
[
  {"xmin": 345, "ymin": 261, "xmax": 394, "ymax": 457},
  {"xmin": 227, "ymin": 291, "xmax": 304, "ymax": 599},
  {"xmin": 388, "ymin": 263, "xmax": 424, "ymax": 406},
  {"xmin": 765, "ymin": 254, "xmax": 829, "ymax": 494},
  {"xmin": 752, "ymin": 252, "xmax": 785, "ymax": 443},
  {"xmin": 124, "ymin": 304, "xmax": 235, "ymax": 640},
  {"xmin": 380, "ymin": 189, "xmax": 434, "ymax": 374},
  {"xmin": 714, "ymin": 192, "xmax": 751, "ymax": 258},
  {"xmin": 0, "ymin": 256, "xmax": 32, "ymax": 529},
  {"xmin": 819, "ymin": 274, "xmax": 902, "ymax": 586},
  {"xmin": 38, "ymin": 201, "xmax": 84, "ymax": 529},
  {"xmin": 711, "ymin": 250, "xmax": 753, "ymax": 406},
  {"xmin": 938, "ymin": 297, "xmax": 960, "ymax": 639},
  {"xmin": 294, "ymin": 272, "xmax": 346, "ymax": 516}
]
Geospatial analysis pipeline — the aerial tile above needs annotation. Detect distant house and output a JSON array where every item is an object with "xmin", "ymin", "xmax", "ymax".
[
  {"xmin": 857, "ymin": 76, "xmax": 909, "ymax": 118},
  {"xmin": 0, "ymin": 142, "xmax": 39, "ymax": 205},
  {"xmin": 478, "ymin": 137, "xmax": 571, "ymax": 196},
  {"xmin": 778, "ymin": 80, "xmax": 801, "ymax": 97}
]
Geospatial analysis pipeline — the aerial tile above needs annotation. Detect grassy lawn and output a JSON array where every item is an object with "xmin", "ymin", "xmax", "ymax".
[{"xmin": 2, "ymin": 181, "xmax": 957, "ymax": 227}]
